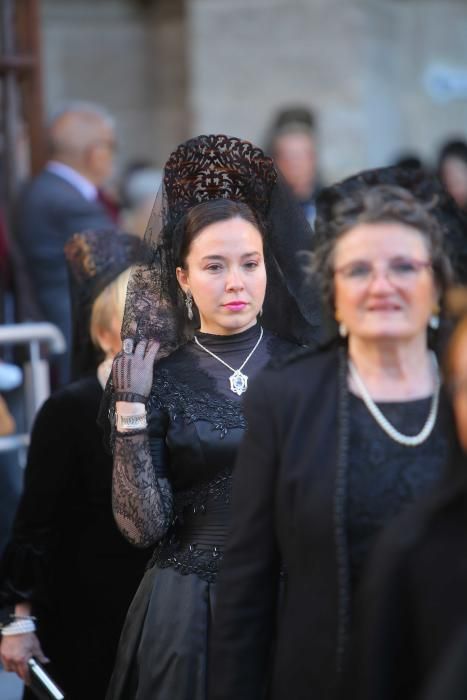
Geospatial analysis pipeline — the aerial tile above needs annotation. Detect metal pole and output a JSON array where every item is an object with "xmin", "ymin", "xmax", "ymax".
[
  {"xmin": 0, "ymin": 322, "xmax": 66, "ymax": 433},
  {"xmin": 0, "ymin": 322, "xmax": 66, "ymax": 353},
  {"xmin": 24, "ymin": 338, "xmax": 51, "ymax": 430}
]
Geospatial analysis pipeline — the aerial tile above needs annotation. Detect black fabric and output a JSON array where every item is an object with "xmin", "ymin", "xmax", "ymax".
[
  {"xmin": 347, "ymin": 458, "xmax": 467, "ymax": 700},
  {"xmin": 0, "ymin": 377, "xmax": 150, "ymax": 700},
  {"xmin": 422, "ymin": 624, "xmax": 467, "ymax": 700},
  {"xmin": 209, "ymin": 344, "xmax": 453, "ymax": 700},
  {"xmin": 106, "ymin": 328, "xmax": 296, "ymax": 700},
  {"xmin": 347, "ymin": 393, "xmax": 447, "ymax": 589}
]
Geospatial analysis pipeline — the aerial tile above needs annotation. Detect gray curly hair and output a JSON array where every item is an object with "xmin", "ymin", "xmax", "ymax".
[{"xmin": 310, "ymin": 184, "xmax": 453, "ymax": 314}]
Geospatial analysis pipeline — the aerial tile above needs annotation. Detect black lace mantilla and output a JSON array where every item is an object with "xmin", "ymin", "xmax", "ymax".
[{"xmin": 164, "ymin": 135, "xmax": 277, "ymax": 225}]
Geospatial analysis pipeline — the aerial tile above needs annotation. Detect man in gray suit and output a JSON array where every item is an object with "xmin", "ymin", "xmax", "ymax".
[{"xmin": 16, "ymin": 102, "xmax": 117, "ymax": 387}]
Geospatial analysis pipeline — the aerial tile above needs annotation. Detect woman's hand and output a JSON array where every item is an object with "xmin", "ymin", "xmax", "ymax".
[
  {"xmin": 113, "ymin": 338, "xmax": 160, "ymax": 403},
  {"xmin": 0, "ymin": 632, "xmax": 49, "ymax": 683}
]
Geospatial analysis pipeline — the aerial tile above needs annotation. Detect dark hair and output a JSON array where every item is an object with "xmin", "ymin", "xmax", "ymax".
[
  {"xmin": 438, "ymin": 139, "xmax": 467, "ymax": 169},
  {"xmin": 392, "ymin": 153, "xmax": 424, "ymax": 171},
  {"xmin": 312, "ymin": 184, "xmax": 453, "ymax": 312},
  {"xmin": 315, "ymin": 164, "xmax": 467, "ymax": 283},
  {"xmin": 273, "ymin": 106, "xmax": 316, "ymax": 132},
  {"xmin": 176, "ymin": 198, "xmax": 265, "ymax": 267},
  {"xmin": 265, "ymin": 105, "xmax": 317, "ymax": 156}
]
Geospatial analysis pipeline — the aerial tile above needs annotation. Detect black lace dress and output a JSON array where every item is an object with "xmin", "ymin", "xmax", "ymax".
[
  {"xmin": 106, "ymin": 325, "xmax": 295, "ymax": 700},
  {"xmin": 347, "ymin": 393, "xmax": 447, "ymax": 593}
]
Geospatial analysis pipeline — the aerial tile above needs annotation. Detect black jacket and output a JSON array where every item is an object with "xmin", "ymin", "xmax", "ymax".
[
  {"xmin": 0, "ymin": 377, "xmax": 150, "ymax": 700},
  {"xmin": 349, "ymin": 463, "xmax": 467, "ymax": 700},
  {"xmin": 209, "ymin": 343, "xmax": 452, "ymax": 700}
]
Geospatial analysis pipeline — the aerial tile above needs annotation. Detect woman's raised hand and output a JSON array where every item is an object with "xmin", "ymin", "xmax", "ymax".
[{"xmin": 113, "ymin": 339, "xmax": 160, "ymax": 403}]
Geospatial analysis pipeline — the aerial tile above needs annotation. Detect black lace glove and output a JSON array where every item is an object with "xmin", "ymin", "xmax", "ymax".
[{"xmin": 113, "ymin": 339, "xmax": 160, "ymax": 403}]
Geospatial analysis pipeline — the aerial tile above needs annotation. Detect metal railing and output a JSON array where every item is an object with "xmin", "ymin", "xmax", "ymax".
[{"xmin": 0, "ymin": 322, "xmax": 66, "ymax": 455}]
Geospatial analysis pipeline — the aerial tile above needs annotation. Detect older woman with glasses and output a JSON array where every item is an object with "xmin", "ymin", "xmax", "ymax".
[
  {"xmin": 347, "ymin": 287, "xmax": 467, "ymax": 700},
  {"xmin": 209, "ymin": 185, "xmax": 455, "ymax": 700}
]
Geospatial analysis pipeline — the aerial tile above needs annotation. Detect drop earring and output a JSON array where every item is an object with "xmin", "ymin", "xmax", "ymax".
[
  {"xmin": 338, "ymin": 322, "xmax": 348, "ymax": 338},
  {"xmin": 185, "ymin": 289, "xmax": 193, "ymax": 321},
  {"xmin": 429, "ymin": 304, "xmax": 440, "ymax": 330},
  {"xmin": 335, "ymin": 311, "xmax": 348, "ymax": 338}
]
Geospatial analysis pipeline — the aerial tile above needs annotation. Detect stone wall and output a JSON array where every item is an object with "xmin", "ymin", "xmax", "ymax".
[
  {"xmin": 39, "ymin": 0, "xmax": 467, "ymax": 182},
  {"xmin": 40, "ymin": 0, "xmax": 188, "ymax": 169},
  {"xmin": 188, "ymin": 0, "xmax": 467, "ymax": 181}
]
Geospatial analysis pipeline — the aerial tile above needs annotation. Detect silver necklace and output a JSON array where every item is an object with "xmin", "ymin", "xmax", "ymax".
[
  {"xmin": 348, "ymin": 352, "xmax": 440, "ymax": 447},
  {"xmin": 194, "ymin": 326, "xmax": 264, "ymax": 396}
]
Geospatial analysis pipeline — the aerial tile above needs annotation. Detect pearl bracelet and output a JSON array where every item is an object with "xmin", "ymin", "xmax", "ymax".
[
  {"xmin": 116, "ymin": 411, "xmax": 148, "ymax": 433},
  {"xmin": 1, "ymin": 618, "xmax": 36, "ymax": 635}
]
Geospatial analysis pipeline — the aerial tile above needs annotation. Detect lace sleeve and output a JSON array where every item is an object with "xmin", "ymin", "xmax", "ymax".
[{"xmin": 112, "ymin": 409, "xmax": 173, "ymax": 548}]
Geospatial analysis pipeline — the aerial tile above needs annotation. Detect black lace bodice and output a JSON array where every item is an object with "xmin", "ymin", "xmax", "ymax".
[
  {"xmin": 347, "ymin": 393, "xmax": 447, "ymax": 590},
  {"xmin": 113, "ymin": 325, "xmax": 296, "ymax": 582}
]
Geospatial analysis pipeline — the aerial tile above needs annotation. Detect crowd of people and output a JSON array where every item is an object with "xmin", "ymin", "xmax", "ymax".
[{"xmin": 0, "ymin": 101, "xmax": 467, "ymax": 700}]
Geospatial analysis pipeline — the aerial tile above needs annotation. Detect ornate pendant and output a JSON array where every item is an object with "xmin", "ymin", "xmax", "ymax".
[{"xmin": 229, "ymin": 370, "xmax": 248, "ymax": 395}]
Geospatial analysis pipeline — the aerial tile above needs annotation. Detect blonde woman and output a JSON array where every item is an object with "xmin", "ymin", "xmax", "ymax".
[{"xmin": 0, "ymin": 230, "xmax": 149, "ymax": 700}]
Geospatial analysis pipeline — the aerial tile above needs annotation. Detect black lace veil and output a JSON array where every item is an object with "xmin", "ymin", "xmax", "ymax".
[
  {"xmin": 99, "ymin": 134, "xmax": 322, "ymax": 446},
  {"xmin": 120, "ymin": 134, "xmax": 322, "ymax": 357},
  {"xmin": 64, "ymin": 229, "xmax": 147, "ymax": 380},
  {"xmin": 314, "ymin": 165, "xmax": 467, "ymax": 283}
]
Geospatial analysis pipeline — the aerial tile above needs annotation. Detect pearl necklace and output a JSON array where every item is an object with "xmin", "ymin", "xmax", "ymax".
[
  {"xmin": 348, "ymin": 352, "xmax": 440, "ymax": 447},
  {"xmin": 193, "ymin": 326, "xmax": 264, "ymax": 396}
]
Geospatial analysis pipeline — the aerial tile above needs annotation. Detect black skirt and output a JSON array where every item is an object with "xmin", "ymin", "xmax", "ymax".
[{"xmin": 106, "ymin": 564, "xmax": 215, "ymax": 700}]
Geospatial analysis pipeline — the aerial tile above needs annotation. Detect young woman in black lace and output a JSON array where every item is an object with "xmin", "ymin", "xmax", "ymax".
[
  {"xmin": 102, "ymin": 135, "xmax": 320, "ymax": 700},
  {"xmin": 209, "ymin": 184, "xmax": 458, "ymax": 700}
]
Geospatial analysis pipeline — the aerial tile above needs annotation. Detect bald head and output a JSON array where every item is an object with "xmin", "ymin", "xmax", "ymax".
[{"xmin": 47, "ymin": 102, "xmax": 116, "ymax": 185}]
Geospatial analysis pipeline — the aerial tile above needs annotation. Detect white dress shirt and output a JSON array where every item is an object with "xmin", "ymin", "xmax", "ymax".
[{"xmin": 46, "ymin": 161, "xmax": 98, "ymax": 201}]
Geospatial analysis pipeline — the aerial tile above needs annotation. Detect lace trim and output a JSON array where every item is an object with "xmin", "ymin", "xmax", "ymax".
[
  {"xmin": 147, "ymin": 368, "xmax": 246, "ymax": 437},
  {"xmin": 149, "ymin": 545, "xmax": 223, "ymax": 584},
  {"xmin": 174, "ymin": 468, "xmax": 232, "ymax": 518},
  {"xmin": 147, "ymin": 469, "xmax": 232, "ymax": 582}
]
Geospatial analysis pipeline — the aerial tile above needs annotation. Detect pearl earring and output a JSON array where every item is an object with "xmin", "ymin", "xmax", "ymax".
[
  {"xmin": 429, "ymin": 304, "xmax": 440, "ymax": 330},
  {"xmin": 338, "ymin": 322, "xmax": 348, "ymax": 338},
  {"xmin": 335, "ymin": 311, "xmax": 348, "ymax": 338}
]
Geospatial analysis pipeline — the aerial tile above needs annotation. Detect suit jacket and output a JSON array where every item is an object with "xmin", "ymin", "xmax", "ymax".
[
  {"xmin": 209, "ymin": 343, "xmax": 452, "ymax": 700},
  {"xmin": 16, "ymin": 169, "xmax": 113, "ymax": 383}
]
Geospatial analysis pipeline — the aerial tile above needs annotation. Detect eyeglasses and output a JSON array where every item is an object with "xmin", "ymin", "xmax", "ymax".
[{"xmin": 334, "ymin": 257, "xmax": 433, "ymax": 288}]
